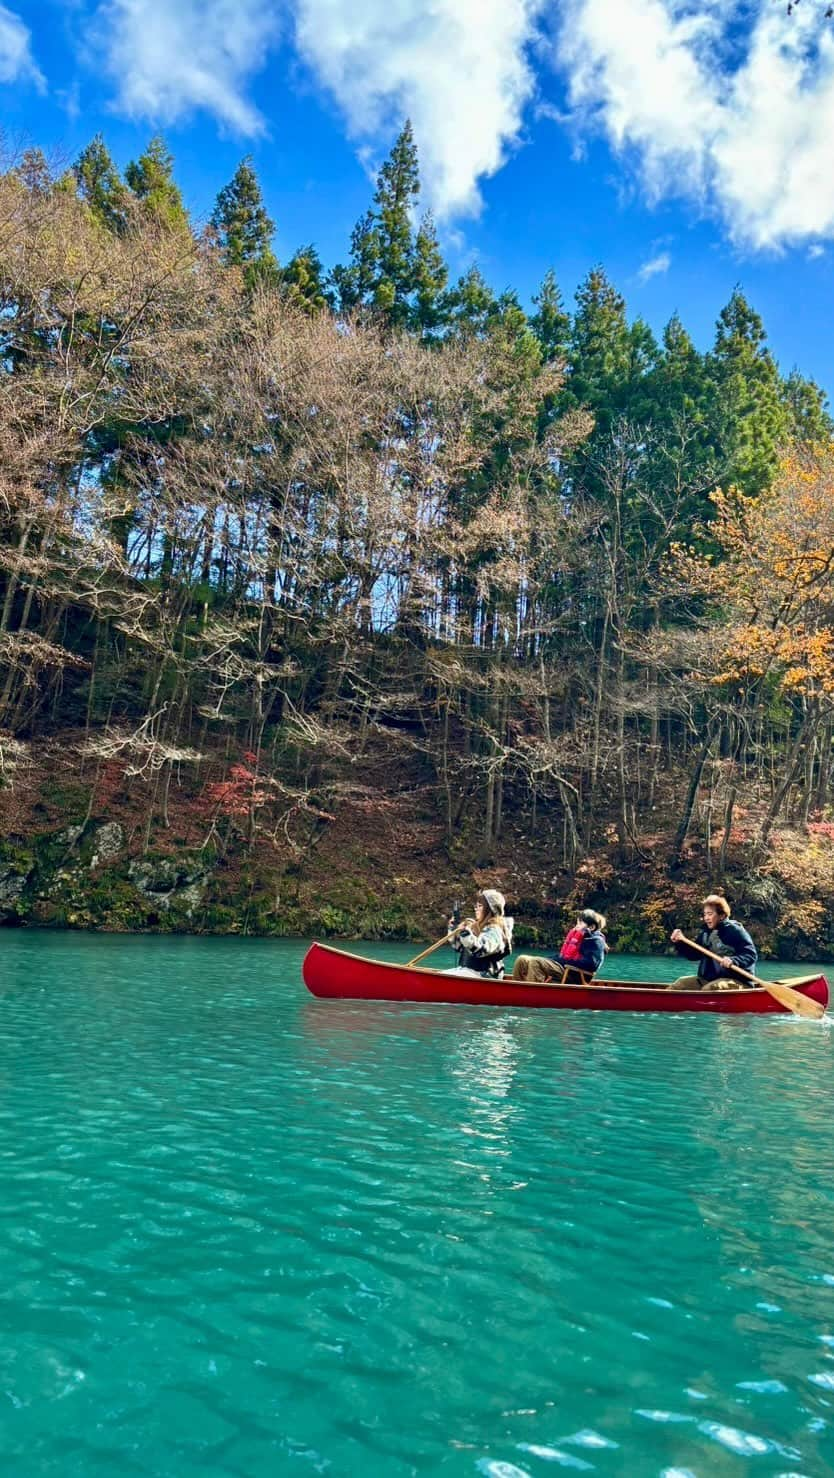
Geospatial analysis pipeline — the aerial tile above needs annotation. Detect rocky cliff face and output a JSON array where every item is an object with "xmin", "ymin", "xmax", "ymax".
[{"xmin": 0, "ymin": 826, "xmax": 213, "ymax": 933}]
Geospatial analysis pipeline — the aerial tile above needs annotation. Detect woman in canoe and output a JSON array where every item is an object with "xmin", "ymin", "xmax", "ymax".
[
  {"xmin": 511, "ymin": 909, "xmax": 607, "ymax": 984},
  {"xmin": 669, "ymin": 894, "xmax": 756, "ymax": 990},
  {"xmin": 447, "ymin": 889, "xmax": 514, "ymax": 979}
]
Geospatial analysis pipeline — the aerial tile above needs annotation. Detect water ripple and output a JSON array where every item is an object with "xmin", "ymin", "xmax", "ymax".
[{"xmin": 2, "ymin": 933, "xmax": 834, "ymax": 1475}]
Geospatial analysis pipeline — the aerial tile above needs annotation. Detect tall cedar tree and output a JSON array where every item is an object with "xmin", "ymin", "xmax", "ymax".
[
  {"xmin": 332, "ymin": 121, "xmax": 448, "ymax": 331},
  {"xmin": 281, "ymin": 245, "xmax": 332, "ymax": 312},
  {"xmin": 445, "ymin": 265, "xmax": 497, "ymax": 337},
  {"xmin": 125, "ymin": 137, "xmax": 189, "ymax": 230},
  {"xmin": 640, "ymin": 314, "xmax": 717, "ymax": 514},
  {"xmin": 211, "ymin": 158, "xmax": 278, "ymax": 287},
  {"xmin": 565, "ymin": 268, "xmax": 634, "ymax": 501},
  {"xmin": 780, "ymin": 368, "xmax": 833, "ymax": 445},
  {"xmin": 530, "ymin": 270, "xmax": 572, "ymax": 446},
  {"xmin": 530, "ymin": 270, "xmax": 571, "ymax": 362},
  {"xmin": 707, "ymin": 289, "xmax": 788, "ymax": 495},
  {"xmin": 412, "ymin": 214, "xmax": 448, "ymax": 335},
  {"xmin": 568, "ymin": 268, "xmax": 632, "ymax": 424},
  {"xmin": 74, "ymin": 136, "xmax": 128, "ymax": 233}
]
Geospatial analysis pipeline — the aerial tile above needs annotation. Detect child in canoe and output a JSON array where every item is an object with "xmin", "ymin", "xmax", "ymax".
[{"xmin": 511, "ymin": 909, "xmax": 607, "ymax": 984}]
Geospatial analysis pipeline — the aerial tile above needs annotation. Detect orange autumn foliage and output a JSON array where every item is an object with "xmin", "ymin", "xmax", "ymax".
[{"xmin": 674, "ymin": 443, "xmax": 834, "ymax": 702}]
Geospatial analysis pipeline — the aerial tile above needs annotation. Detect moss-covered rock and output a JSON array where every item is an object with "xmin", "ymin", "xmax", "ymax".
[{"xmin": 0, "ymin": 843, "xmax": 36, "ymax": 921}]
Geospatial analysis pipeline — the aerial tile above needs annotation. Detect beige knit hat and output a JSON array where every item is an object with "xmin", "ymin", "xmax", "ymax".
[{"xmin": 479, "ymin": 888, "xmax": 506, "ymax": 916}]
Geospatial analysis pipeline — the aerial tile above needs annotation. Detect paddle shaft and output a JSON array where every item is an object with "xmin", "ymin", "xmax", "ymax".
[
  {"xmin": 407, "ymin": 925, "xmax": 463, "ymax": 968},
  {"xmin": 678, "ymin": 934, "xmax": 825, "ymax": 1019}
]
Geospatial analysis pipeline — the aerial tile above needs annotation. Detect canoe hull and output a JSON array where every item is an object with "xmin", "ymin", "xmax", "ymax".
[{"xmin": 302, "ymin": 942, "xmax": 830, "ymax": 1015}]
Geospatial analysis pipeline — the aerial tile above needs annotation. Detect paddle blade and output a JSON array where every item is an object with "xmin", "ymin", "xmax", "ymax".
[{"xmin": 765, "ymin": 979, "xmax": 826, "ymax": 1019}]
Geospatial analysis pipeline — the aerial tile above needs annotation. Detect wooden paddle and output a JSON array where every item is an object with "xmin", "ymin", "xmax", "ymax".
[
  {"xmin": 678, "ymin": 934, "xmax": 825, "ymax": 1019},
  {"xmin": 407, "ymin": 924, "xmax": 464, "ymax": 968}
]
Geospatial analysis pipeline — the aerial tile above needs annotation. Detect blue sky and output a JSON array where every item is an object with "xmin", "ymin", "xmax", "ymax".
[{"xmin": 4, "ymin": 0, "xmax": 834, "ymax": 392}]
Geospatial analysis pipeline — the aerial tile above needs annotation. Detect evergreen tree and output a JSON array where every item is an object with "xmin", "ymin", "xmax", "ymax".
[
  {"xmin": 567, "ymin": 270, "xmax": 661, "ymax": 435},
  {"xmin": 568, "ymin": 268, "xmax": 632, "ymax": 423},
  {"xmin": 332, "ymin": 121, "xmax": 448, "ymax": 331},
  {"xmin": 281, "ymin": 245, "xmax": 332, "ymax": 312},
  {"xmin": 651, "ymin": 313, "xmax": 711, "ymax": 426},
  {"xmin": 411, "ymin": 214, "xmax": 448, "ymax": 335},
  {"xmin": 530, "ymin": 269, "xmax": 571, "ymax": 362},
  {"xmin": 781, "ymin": 368, "xmax": 833, "ymax": 444},
  {"xmin": 125, "ymin": 137, "xmax": 188, "ymax": 230},
  {"xmin": 565, "ymin": 272, "xmax": 671, "ymax": 583},
  {"xmin": 371, "ymin": 121, "xmax": 419, "ymax": 319},
  {"xmin": 528, "ymin": 270, "xmax": 572, "ymax": 445},
  {"xmin": 211, "ymin": 157, "xmax": 276, "ymax": 276},
  {"xmin": 492, "ymin": 291, "xmax": 541, "ymax": 367},
  {"xmin": 623, "ymin": 312, "xmax": 718, "ymax": 541},
  {"xmin": 74, "ymin": 135, "xmax": 128, "ymax": 233},
  {"xmin": 624, "ymin": 317, "xmax": 660, "ymax": 417},
  {"xmin": 331, "ymin": 209, "xmax": 377, "ymax": 311},
  {"xmin": 707, "ymin": 289, "xmax": 789, "ymax": 495},
  {"xmin": 643, "ymin": 313, "xmax": 716, "ymax": 489},
  {"xmin": 565, "ymin": 268, "xmax": 660, "ymax": 490},
  {"xmin": 445, "ymin": 266, "xmax": 497, "ymax": 337}
]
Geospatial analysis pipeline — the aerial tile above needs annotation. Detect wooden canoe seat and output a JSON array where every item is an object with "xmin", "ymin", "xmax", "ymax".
[{"xmin": 561, "ymin": 967, "xmax": 595, "ymax": 987}]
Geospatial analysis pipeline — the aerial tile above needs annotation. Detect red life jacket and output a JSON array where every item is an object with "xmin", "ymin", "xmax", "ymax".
[{"xmin": 560, "ymin": 926, "xmax": 586, "ymax": 962}]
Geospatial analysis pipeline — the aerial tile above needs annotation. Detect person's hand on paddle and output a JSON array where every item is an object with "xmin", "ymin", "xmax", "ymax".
[{"xmin": 670, "ymin": 928, "xmax": 684, "ymax": 943}]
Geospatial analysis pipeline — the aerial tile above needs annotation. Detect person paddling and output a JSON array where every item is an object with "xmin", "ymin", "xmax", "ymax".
[
  {"xmin": 511, "ymin": 909, "xmax": 607, "ymax": 984},
  {"xmin": 669, "ymin": 894, "xmax": 756, "ymax": 990},
  {"xmin": 446, "ymin": 889, "xmax": 514, "ymax": 980}
]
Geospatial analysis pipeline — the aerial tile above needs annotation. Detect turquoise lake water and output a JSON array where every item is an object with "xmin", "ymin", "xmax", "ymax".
[{"xmin": 1, "ymin": 932, "xmax": 834, "ymax": 1476}]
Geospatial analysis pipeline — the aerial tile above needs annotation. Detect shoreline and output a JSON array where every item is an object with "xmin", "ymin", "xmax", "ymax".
[{"xmin": 1, "ymin": 915, "xmax": 832, "ymax": 969}]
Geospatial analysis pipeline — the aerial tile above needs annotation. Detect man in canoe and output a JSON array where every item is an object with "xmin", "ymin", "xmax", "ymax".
[
  {"xmin": 669, "ymin": 894, "xmax": 757, "ymax": 990},
  {"xmin": 447, "ymin": 889, "xmax": 514, "ymax": 979},
  {"xmin": 510, "ymin": 909, "xmax": 607, "ymax": 984}
]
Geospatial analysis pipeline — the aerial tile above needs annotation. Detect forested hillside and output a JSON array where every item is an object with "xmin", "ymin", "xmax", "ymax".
[{"xmin": 2, "ymin": 127, "xmax": 834, "ymax": 954}]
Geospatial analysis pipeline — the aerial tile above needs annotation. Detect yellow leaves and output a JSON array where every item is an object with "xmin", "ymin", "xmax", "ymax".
[
  {"xmin": 779, "ymin": 625, "xmax": 834, "ymax": 697},
  {"xmin": 777, "ymin": 900, "xmax": 827, "ymax": 939},
  {"xmin": 766, "ymin": 833, "xmax": 834, "ymax": 902},
  {"xmin": 708, "ymin": 620, "xmax": 834, "ymax": 697},
  {"xmin": 685, "ymin": 447, "xmax": 834, "ymax": 700}
]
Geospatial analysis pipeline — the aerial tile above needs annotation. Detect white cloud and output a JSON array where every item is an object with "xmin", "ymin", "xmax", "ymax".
[
  {"xmin": 0, "ymin": 3, "xmax": 44, "ymax": 89},
  {"xmin": 638, "ymin": 250, "xmax": 671, "ymax": 281},
  {"xmin": 808, "ymin": 243, "xmax": 825, "ymax": 260},
  {"xmin": 292, "ymin": 0, "xmax": 547, "ymax": 218},
  {"xmin": 90, "ymin": 0, "xmax": 548, "ymax": 219},
  {"xmin": 94, "ymin": 0, "xmax": 279, "ymax": 133},
  {"xmin": 555, "ymin": 0, "xmax": 834, "ymax": 249}
]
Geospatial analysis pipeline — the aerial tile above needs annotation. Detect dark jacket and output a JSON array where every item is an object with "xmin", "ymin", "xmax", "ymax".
[
  {"xmin": 453, "ymin": 919, "xmax": 513, "ymax": 979},
  {"xmin": 675, "ymin": 919, "xmax": 757, "ymax": 982},
  {"xmin": 556, "ymin": 926, "xmax": 606, "ymax": 976}
]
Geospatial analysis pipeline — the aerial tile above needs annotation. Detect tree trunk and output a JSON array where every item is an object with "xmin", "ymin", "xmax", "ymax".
[
  {"xmin": 757, "ymin": 709, "xmax": 817, "ymax": 847},
  {"xmin": 814, "ymin": 720, "xmax": 833, "ymax": 813},
  {"xmin": 671, "ymin": 728, "xmax": 713, "ymax": 864}
]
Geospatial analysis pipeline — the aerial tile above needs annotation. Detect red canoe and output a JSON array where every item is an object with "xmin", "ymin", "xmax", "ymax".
[{"xmin": 302, "ymin": 941, "xmax": 830, "ymax": 1015}]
